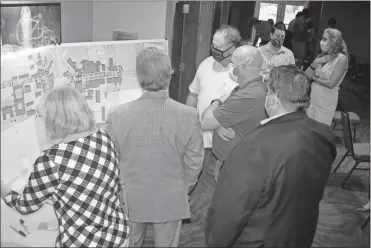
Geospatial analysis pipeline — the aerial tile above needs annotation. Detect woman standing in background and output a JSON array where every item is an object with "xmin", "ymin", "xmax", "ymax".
[
  {"xmin": 1, "ymin": 85, "xmax": 130, "ymax": 247},
  {"xmin": 305, "ymin": 28, "xmax": 349, "ymax": 125}
]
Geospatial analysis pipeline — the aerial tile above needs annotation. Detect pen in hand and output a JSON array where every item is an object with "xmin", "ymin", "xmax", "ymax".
[
  {"xmin": 20, "ymin": 219, "xmax": 30, "ymax": 234},
  {"xmin": 10, "ymin": 225, "xmax": 27, "ymax": 237}
]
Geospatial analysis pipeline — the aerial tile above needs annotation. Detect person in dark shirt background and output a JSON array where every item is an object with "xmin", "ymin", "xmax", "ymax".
[{"xmin": 328, "ymin": 18, "xmax": 337, "ymax": 28}]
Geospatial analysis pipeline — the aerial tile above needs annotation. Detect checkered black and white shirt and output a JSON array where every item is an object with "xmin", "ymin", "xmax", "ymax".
[
  {"xmin": 4, "ymin": 129, "xmax": 129, "ymax": 247},
  {"xmin": 255, "ymin": 21, "xmax": 272, "ymax": 42}
]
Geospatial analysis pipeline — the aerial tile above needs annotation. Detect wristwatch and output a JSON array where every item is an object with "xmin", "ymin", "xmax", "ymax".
[{"xmin": 210, "ymin": 99, "xmax": 222, "ymax": 106}]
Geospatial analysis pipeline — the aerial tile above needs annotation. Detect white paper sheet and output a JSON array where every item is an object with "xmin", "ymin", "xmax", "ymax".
[
  {"xmin": 1, "ymin": 199, "xmax": 57, "ymax": 247},
  {"xmin": 1, "ymin": 117, "xmax": 41, "ymax": 192}
]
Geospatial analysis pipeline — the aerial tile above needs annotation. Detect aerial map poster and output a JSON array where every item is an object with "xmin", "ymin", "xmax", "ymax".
[
  {"xmin": 1, "ymin": 39, "xmax": 168, "ymax": 191},
  {"xmin": 1, "ymin": 3, "xmax": 61, "ymax": 54}
]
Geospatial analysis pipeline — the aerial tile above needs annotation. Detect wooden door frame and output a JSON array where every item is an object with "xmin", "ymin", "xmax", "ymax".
[{"xmin": 168, "ymin": 1, "xmax": 215, "ymax": 103}]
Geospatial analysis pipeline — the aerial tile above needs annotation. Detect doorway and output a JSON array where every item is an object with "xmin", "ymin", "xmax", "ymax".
[{"xmin": 252, "ymin": 1, "xmax": 305, "ymax": 43}]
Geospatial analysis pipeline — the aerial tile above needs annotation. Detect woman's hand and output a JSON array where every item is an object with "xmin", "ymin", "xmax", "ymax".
[{"xmin": 312, "ymin": 55, "xmax": 331, "ymax": 67}]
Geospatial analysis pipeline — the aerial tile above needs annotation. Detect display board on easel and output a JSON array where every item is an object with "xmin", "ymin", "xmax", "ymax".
[{"xmin": 1, "ymin": 39, "xmax": 168, "ymax": 192}]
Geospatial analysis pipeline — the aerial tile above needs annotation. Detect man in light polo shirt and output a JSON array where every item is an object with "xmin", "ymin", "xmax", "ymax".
[
  {"xmin": 186, "ymin": 25, "xmax": 241, "ymax": 183},
  {"xmin": 200, "ymin": 45, "xmax": 268, "ymax": 181},
  {"xmin": 259, "ymin": 22, "xmax": 296, "ymax": 82}
]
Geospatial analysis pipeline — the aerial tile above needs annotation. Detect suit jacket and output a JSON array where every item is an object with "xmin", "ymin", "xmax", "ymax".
[
  {"xmin": 106, "ymin": 90, "xmax": 204, "ymax": 223},
  {"xmin": 205, "ymin": 111, "xmax": 337, "ymax": 247}
]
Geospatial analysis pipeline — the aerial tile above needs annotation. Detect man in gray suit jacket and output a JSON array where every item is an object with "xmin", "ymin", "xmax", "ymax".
[{"xmin": 106, "ymin": 47, "xmax": 204, "ymax": 247}]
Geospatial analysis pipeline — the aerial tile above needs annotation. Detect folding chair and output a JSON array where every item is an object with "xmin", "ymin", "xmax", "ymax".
[
  {"xmin": 332, "ymin": 112, "xmax": 370, "ymax": 189},
  {"xmin": 332, "ymin": 111, "xmax": 360, "ymax": 142},
  {"xmin": 361, "ymin": 215, "xmax": 370, "ymax": 231}
]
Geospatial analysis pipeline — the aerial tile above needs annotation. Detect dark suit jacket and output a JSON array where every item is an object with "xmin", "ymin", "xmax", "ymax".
[{"xmin": 205, "ymin": 111, "xmax": 337, "ymax": 247}]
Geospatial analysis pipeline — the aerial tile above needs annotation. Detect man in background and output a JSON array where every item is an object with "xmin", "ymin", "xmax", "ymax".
[
  {"xmin": 107, "ymin": 47, "xmax": 204, "ymax": 247},
  {"xmin": 205, "ymin": 65, "xmax": 337, "ymax": 247},
  {"xmin": 259, "ymin": 22, "xmax": 295, "ymax": 82},
  {"xmin": 292, "ymin": 8, "xmax": 309, "ymax": 67},
  {"xmin": 287, "ymin": 12, "xmax": 303, "ymax": 50},
  {"xmin": 186, "ymin": 25, "xmax": 241, "ymax": 186},
  {"xmin": 267, "ymin": 19, "xmax": 274, "ymax": 26},
  {"xmin": 328, "ymin": 18, "xmax": 336, "ymax": 28},
  {"xmin": 288, "ymin": 12, "xmax": 303, "ymax": 34},
  {"xmin": 251, "ymin": 17, "xmax": 272, "ymax": 47},
  {"xmin": 200, "ymin": 45, "xmax": 267, "ymax": 181}
]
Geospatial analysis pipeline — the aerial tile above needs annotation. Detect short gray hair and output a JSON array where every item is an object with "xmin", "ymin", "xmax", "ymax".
[
  {"xmin": 215, "ymin": 25, "xmax": 242, "ymax": 47},
  {"xmin": 136, "ymin": 47, "xmax": 173, "ymax": 91},
  {"xmin": 268, "ymin": 65, "xmax": 311, "ymax": 109},
  {"xmin": 37, "ymin": 85, "xmax": 96, "ymax": 139}
]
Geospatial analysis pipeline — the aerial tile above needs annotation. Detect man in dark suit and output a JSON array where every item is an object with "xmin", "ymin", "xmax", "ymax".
[{"xmin": 205, "ymin": 65, "xmax": 337, "ymax": 247}]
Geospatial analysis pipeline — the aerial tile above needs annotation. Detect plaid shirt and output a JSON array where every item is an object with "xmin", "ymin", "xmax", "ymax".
[
  {"xmin": 3, "ymin": 129, "xmax": 129, "ymax": 247},
  {"xmin": 255, "ymin": 21, "xmax": 272, "ymax": 42}
]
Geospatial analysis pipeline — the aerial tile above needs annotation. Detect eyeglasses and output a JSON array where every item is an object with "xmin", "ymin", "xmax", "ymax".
[{"xmin": 273, "ymin": 34, "xmax": 285, "ymax": 40}]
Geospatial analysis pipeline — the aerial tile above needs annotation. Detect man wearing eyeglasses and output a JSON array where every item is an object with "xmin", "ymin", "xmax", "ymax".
[
  {"xmin": 259, "ymin": 22, "xmax": 296, "ymax": 82},
  {"xmin": 200, "ymin": 45, "xmax": 268, "ymax": 181}
]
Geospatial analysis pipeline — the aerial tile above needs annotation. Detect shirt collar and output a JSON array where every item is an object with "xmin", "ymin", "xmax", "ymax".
[
  {"xmin": 141, "ymin": 90, "xmax": 169, "ymax": 99},
  {"xmin": 267, "ymin": 42, "xmax": 286, "ymax": 55},
  {"xmin": 260, "ymin": 111, "xmax": 291, "ymax": 125}
]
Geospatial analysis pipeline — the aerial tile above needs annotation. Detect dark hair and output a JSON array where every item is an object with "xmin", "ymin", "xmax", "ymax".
[
  {"xmin": 306, "ymin": 18, "xmax": 315, "ymax": 30},
  {"xmin": 267, "ymin": 19, "xmax": 274, "ymax": 26},
  {"xmin": 302, "ymin": 8, "xmax": 309, "ymax": 18},
  {"xmin": 328, "ymin": 18, "xmax": 336, "ymax": 28},
  {"xmin": 271, "ymin": 22, "xmax": 286, "ymax": 34},
  {"xmin": 296, "ymin": 12, "xmax": 303, "ymax": 18},
  {"xmin": 250, "ymin": 17, "xmax": 259, "ymax": 25},
  {"xmin": 268, "ymin": 65, "xmax": 311, "ymax": 109}
]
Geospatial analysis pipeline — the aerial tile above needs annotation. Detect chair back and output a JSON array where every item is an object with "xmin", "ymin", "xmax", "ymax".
[{"xmin": 340, "ymin": 111, "xmax": 355, "ymax": 156}]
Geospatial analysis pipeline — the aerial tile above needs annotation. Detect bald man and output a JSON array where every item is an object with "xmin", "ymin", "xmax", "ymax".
[{"xmin": 201, "ymin": 46, "xmax": 268, "ymax": 181}]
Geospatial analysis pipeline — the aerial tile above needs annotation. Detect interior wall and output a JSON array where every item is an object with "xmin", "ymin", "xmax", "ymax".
[
  {"xmin": 92, "ymin": 1, "xmax": 167, "ymax": 42},
  {"xmin": 2, "ymin": 1, "xmax": 171, "ymax": 47},
  {"xmin": 61, "ymin": 1, "xmax": 93, "ymax": 43},
  {"xmin": 318, "ymin": 1, "xmax": 370, "ymax": 63}
]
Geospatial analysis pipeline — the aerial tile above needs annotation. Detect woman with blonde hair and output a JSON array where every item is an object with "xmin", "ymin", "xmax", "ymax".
[
  {"xmin": 1, "ymin": 85, "xmax": 129, "ymax": 247},
  {"xmin": 305, "ymin": 28, "xmax": 349, "ymax": 125}
]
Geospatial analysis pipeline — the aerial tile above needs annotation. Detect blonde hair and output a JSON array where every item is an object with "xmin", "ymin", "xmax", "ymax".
[
  {"xmin": 323, "ymin": 28, "xmax": 349, "ymax": 61},
  {"xmin": 37, "ymin": 85, "xmax": 96, "ymax": 139}
]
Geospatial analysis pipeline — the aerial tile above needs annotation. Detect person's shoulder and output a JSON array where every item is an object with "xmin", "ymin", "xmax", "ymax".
[
  {"xmin": 109, "ymin": 100, "xmax": 138, "ymax": 115},
  {"xmin": 281, "ymin": 46, "xmax": 294, "ymax": 55},
  {"xmin": 301, "ymin": 117, "xmax": 337, "ymax": 142},
  {"xmin": 251, "ymin": 81, "xmax": 268, "ymax": 98},
  {"xmin": 240, "ymin": 81, "xmax": 267, "ymax": 99},
  {"xmin": 337, "ymin": 53, "xmax": 348, "ymax": 62},
  {"xmin": 167, "ymin": 99, "xmax": 199, "ymax": 116},
  {"xmin": 199, "ymin": 56, "xmax": 214, "ymax": 68}
]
